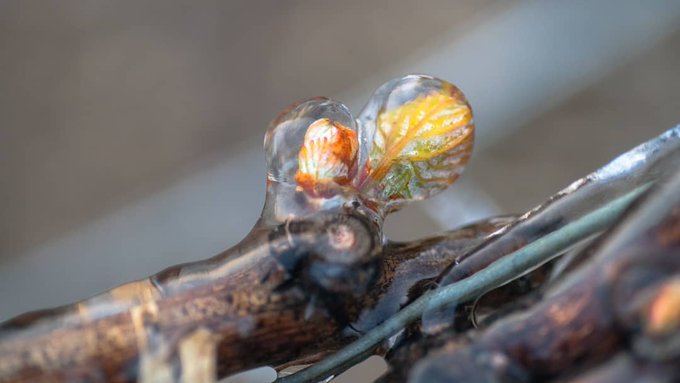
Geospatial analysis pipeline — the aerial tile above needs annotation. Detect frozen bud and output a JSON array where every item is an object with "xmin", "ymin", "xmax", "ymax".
[{"xmin": 295, "ymin": 118, "xmax": 359, "ymax": 196}]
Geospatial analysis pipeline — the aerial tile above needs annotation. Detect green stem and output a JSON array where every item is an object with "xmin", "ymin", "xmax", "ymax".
[{"xmin": 276, "ymin": 184, "xmax": 649, "ymax": 383}]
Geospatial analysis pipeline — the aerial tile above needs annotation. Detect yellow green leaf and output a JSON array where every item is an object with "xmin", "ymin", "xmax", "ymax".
[{"xmin": 363, "ymin": 83, "xmax": 474, "ymax": 203}]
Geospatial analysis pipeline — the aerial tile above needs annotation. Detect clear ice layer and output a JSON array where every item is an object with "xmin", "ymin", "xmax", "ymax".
[{"xmin": 261, "ymin": 74, "xmax": 475, "ymax": 223}]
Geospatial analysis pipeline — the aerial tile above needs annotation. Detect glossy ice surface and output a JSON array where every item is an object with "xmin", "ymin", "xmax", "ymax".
[
  {"xmin": 263, "ymin": 75, "xmax": 474, "ymax": 221},
  {"xmin": 355, "ymin": 75, "xmax": 474, "ymax": 209}
]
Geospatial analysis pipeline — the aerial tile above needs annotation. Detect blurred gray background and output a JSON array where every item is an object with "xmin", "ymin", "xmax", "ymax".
[{"xmin": 1, "ymin": 1, "xmax": 680, "ymax": 381}]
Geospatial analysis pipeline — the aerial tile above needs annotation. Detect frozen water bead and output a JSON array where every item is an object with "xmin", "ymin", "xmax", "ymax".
[
  {"xmin": 356, "ymin": 75, "xmax": 474, "ymax": 209},
  {"xmin": 264, "ymin": 98, "xmax": 356, "ymax": 186}
]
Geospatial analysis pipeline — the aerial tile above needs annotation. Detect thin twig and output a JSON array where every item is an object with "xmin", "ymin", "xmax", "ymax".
[{"xmin": 276, "ymin": 184, "xmax": 650, "ymax": 383}]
